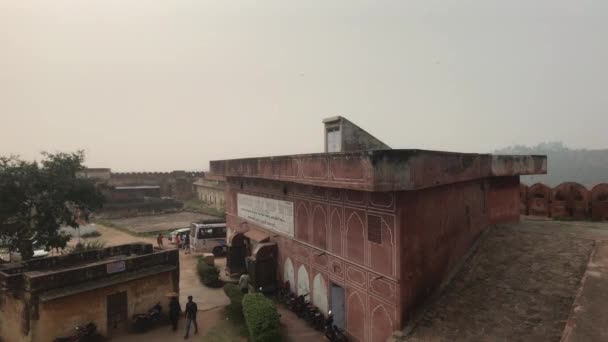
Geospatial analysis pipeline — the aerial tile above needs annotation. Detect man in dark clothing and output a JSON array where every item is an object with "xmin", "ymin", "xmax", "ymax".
[
  {"xmin": 184, "ymin": 295, "xmax": 198, "ymax": 338},
  {"xmin": 169, "ymin": 296, "xmax": 181, "ymax": 331},
  {"xmin": 184, "ymin": 233, "xmax": 191, "ymax": 254}
]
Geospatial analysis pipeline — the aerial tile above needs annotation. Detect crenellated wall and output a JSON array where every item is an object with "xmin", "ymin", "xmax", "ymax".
[{"xmin": 520, "ymin": 182, "xmax": 608, "ymax": 220}]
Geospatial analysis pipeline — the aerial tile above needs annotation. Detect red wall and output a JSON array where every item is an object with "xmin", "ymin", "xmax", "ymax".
[
  {"xmin": 592, "ymin": 184, "xmax": 608, "ymax": 221},
  {"xmin": 398, "ymin": 179, "xmax": 489, "ymax": 324},
  {"xmin": 487, "ymin": 176, "xmax": 520, "ymax": 224},
  {"xmin": 226, "ymin": 176, "xmax": 516, "ymax": 341},
  {"xmin": 224, "ymin": 178, "xmax": 399, "ymax": 342},
  {"xmin": 551, "ymin": 182, "xmax": 590, "ymax": 219},
  {"xmin": 527, "ymin": 183, "xmax": 552, "ymax": 217}
]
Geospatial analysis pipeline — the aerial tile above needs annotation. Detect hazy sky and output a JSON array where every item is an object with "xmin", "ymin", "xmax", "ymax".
[{"xmin": 1, "ymin": 0, "xmax": 607, "ymax": 171}]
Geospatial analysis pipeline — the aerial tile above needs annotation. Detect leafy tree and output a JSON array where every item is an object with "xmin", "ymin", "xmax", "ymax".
[{"xmin": 0, "ymin": 151, "xmax": 104, "ymax": 260}]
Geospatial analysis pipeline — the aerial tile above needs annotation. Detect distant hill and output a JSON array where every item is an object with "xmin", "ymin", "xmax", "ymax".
[{"xmin": 494, "ymin": 142, "xmax": 608, "ymax": 187}]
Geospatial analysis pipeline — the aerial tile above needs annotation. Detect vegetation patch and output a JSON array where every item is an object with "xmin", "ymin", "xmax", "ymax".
[
  {"xmin": 197, "ymin": 257, "xmax": 223, "ymax": 288},
  {"xmin": 183, "ymin": 199, "xmax": 225, "ymax": 218},
  {"xmin": 242, "ymin": 293, "xmax": 282, "ymax": 342},
  {"xmin": 71, "ymin": 240, "xmax": 106, "ymax": 252},
  {"xmin": 224, "ymin": 284, "xmax": 245, "ymax": 322},
  {"xmin": 81, "ymin": 231, "xmax": 102, "ymax": 238}
]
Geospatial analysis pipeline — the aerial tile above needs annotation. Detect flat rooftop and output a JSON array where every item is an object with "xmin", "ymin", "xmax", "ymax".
[
  {"xmin": 0, "ymin": 243, "xmax": 178, "ymax": 297},
  {"xmin": 209, "ymin": 149, "xmax": 547, "ymax": 191},
  {"xmin": 404, "ymin": 218, "xmax": 608, "ymax": 342}
]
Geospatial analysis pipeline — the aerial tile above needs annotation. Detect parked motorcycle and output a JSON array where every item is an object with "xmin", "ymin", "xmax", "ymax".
[
  {"xmin": 54, "ymin": 322, "xmax": 101, "ymax": 342},
  {"xmin": 325, "ymin": 311, "xmax": 347, "ymax": 342},
  {"xmin": 302, "ymin": 304, "xmax": 325, "ymax": 331},
  {"xmin": 132, "ymin": 303, "xmax": 163, "ymax": 333},
  {"xmin": 294, "ymin": 293, "xmax": 310, "ymax": 318},
  {"xmin": 285, "ymin": 292, "xmax": 297, "ymax": 310},
  {"xmin": 277, "ymin": 281, "xmax": 291, "ymax": 304}
]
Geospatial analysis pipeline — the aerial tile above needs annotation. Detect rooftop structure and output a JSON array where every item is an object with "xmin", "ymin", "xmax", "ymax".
[
  {"xmin": 0, "ymin": 243, "xmax": 179, "ymax": 342},
  {"xmin": 209, "ymin": 117, "xmax": 547, "ymax": 342}
]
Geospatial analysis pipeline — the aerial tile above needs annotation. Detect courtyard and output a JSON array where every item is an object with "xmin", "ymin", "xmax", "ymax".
[{"xmin": 99, "ymin": 212, "xmax": 218, "ymax": 234}]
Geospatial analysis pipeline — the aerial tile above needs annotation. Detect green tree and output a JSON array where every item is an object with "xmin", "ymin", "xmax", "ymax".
[{"xmin": 0, "ymin": 151, "xmax": 104, "ymax": 260}]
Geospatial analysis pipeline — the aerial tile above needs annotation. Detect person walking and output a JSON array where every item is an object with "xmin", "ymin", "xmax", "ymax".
[
  {"xmin": 175, "ymin": 234, "xmax": 181, "ymax": 249},
  {"xmin": 169, "ymin": 296, "xmax": 181, "ymax": 332},
  {"xmin": 157, "ymin": 233, "xmax": 164, "ymax": 249},
  {"xmin": 239, "ymin": 272, "xmax": 250, "ymax": 294},
  {"xmin": 184, "ymin": 233, "xmax": 191, "ymax": 254},
  {"xmin": 184, "ymin": 295, "xmax": 198, "ymax": 339}
]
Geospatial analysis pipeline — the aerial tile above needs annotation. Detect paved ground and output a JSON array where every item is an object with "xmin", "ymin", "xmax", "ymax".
[
  {"xmin": 406, "ymin": 218, "xmax": 606, "ymax": 342},
  {"xmin": 104, "ymin": 212, "xmax": 218, "ymax": 233},
  {"xmin": 110, "ymin": 307, "xmax": 224, "ymax": 342},
  {"xmin": 277, "ymin": 305, "xmax": 326, "ymax": 342}
]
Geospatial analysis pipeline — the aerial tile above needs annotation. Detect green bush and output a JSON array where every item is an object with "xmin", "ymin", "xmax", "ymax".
[
  {"xmin": 197, "ymin": 257, "xmax": 223, "ymax": 288},
  {"xmin": 71, "ymin": 240, "xmax": 106, "ymax": 252},
  {"xmin": 223, "ymin": 283, "xmax": 245, "ymax": 321},
  {"xmin": 242, "ymin": 293, "xmax": 282, "ymax": 342},
  {"xmin": 81, "ymin": 231, "xmax": 101, "ymax": 238}
]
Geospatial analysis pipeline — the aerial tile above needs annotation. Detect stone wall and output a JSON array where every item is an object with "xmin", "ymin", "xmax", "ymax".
[
  {"xmin": 32, "ymin": 271, "xmax": 175, "ymax": 341},
  {"xmin": 520, "ymin": 182, "xmax": 608, "ymax": 220},
  {"xmin": 398, "ymin": 178, "xmax": 489, "ymax": 327},
  {"xmin": 109, "ymin": 171, "xmax": 202, "ymax": 199}
]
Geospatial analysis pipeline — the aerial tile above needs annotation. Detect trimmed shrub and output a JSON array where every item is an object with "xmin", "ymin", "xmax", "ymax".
[
  {"xmin": 242, "ymin": 293, "xmax": 282, "ymax": 342},
  {"xmin": 81, "ymin": 231, "xmax": 101, "ymax": 238},
  {"xmin": 197, "ymin": 257, "xmax": 223, "ymax": 288},
  {"xmin": 223, "ymin": 283, "xmax": 245, "ymax": 321}
]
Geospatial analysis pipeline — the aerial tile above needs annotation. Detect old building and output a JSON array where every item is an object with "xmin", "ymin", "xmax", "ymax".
[
  {"xmin": 193, "ymin": 174, "xmax": 227, "ymax": 210},
  {"xmin": 0, "ymin": 243, "xmax": 179, "ymax": 342},
  {"xmin": 210, "ymin": 117, "xmax": 546, "ymax": 342},
  {"xmin": 109, "ymin": 185, "xmax": 162, "ymax": 202},
  {"xmin": 78, "ymin": 169, "xmax": 202, "ymax": 200}
]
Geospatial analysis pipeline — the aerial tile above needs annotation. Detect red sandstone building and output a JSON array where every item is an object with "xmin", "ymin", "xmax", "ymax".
[{"xmin": 210, "ymin": 117, "xmax": 546, "ymax": 342}]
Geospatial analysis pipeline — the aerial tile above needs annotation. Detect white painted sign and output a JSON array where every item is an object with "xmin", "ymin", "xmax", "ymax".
[
  {"xmin": 106, "ymin": 261, "xmax": 126, "ymax": 274},
  {"xmin": 237, "ymin": 193, "xmax": 294, "ymax": 237}
]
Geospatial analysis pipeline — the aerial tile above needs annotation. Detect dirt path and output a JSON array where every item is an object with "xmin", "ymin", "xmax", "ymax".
[{"xmin": 110, "ymin": 307, "xmax": 224, "ymax": 342}]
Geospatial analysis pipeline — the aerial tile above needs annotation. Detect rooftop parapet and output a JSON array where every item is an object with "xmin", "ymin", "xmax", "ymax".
[{"xmin": 209, "ymin": 149, "xmax": 547, "ymax": 192}]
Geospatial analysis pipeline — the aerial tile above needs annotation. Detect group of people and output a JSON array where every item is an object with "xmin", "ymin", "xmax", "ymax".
[
  {"xmin": 168, "ymin": 295, "xmax": 198, "ymax": 339},
  {"xmin": 156, "ymin": 232, "xmax": 192, "ymax": 254}
]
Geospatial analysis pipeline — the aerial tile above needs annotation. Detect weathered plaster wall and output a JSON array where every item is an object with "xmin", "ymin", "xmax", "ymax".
[
  {"xmin": 591, "ymin": 184, "xmax": 608, "ymax": 221},
  {"xmin": 31, "ymin": 271, "xmax": 175, "ymax": 341},
  {"xmin": 527, "ymin": 183, "xmax": 552, "ymax": 217},
  {"xmin": 487, "ymin": 176, "xmax": 520, "ymax": 224},
  {"xmin": 398, "ymin": 179, "xmax": 488, "ymax": 325},
  {"xmin": 519, "ymin": 182, "xmax": 608, "ymax": 220},
  {"xmin": 0, "ymin": 295, "xmax": 27, "ymax": 342},
  {"xmin": 551, "ymin": 182, "xmax": 590, "ymax": 219},
  {"xmin": 210, "ymin": 150, "xmax": 546, "ymax": 192}
]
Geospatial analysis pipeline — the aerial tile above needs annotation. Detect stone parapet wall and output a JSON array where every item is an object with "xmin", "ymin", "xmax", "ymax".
[{"xmin": 520, "ymin": 182, "xmax": 608, "ymax": 220}]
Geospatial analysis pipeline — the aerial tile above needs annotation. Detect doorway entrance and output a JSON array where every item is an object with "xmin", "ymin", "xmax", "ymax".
[
  {"xmin": 107, "ymin": 291, "xmax": 128, "ymax": 336},
  {"xmin": 331, "ymin": 283, "xmax": 345, "ymax": 330},
  {"xmin": 227, "ymin": 233, "xmax": 248, "ymax": 275}
]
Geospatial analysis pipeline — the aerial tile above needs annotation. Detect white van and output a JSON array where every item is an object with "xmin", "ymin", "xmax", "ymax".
[
  {"xmin": 168, "ymin": 228, "xmax": 190, "ymax": 245},
  {"xmin": 189, "ymin": 221, "xmax": 227, "ymax": 256}
]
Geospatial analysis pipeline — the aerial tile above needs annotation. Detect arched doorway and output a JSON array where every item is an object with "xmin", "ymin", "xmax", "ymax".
[
  {"xmin": 313, "ymin": 273, "xmax": 329, "ymax": 314},
  {"xmin": 283, "ymin": 258, "xmax": 295, "ymax": 292},
  {"xmin": 227, "ymin": 232, "xmax": 248, "ymax": 275},
  {"xmin": 297, "ymin": 265, "xmax": 310, "ymax": 296}
]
